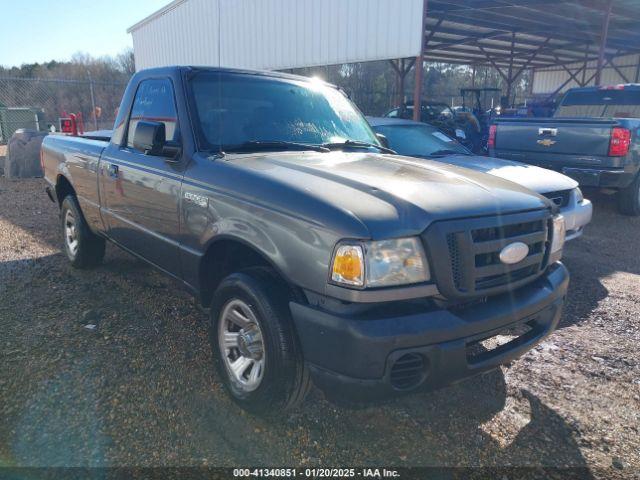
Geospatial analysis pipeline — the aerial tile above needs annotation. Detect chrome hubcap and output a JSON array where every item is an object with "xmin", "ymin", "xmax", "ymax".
[
  {"xmin": 64, "ymin": 209, "xmax": 79, "ymax": 257},
  {"xmin": 218, "ymin": 299, "xmax": 265, "ymax": 392}
]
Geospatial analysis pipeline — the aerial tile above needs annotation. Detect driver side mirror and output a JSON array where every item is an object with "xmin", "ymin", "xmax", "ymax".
[
  {"xmin": 376, "ymin": 133, "xmax": 390, "ymax": 149},
  {"xmin": 133, "ymin": 120, "xmax": 181, "ymax": 160},
  {"xmin": 133, "ymin": 121, "xmax": 165, "ymax": 156}
]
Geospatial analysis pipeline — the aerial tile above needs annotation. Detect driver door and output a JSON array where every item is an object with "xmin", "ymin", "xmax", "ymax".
[{"xmin": 100, "ymin": 78, "xmax": 184, "ymax": 276}]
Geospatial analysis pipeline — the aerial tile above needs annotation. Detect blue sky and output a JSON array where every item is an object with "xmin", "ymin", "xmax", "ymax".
[{"xmin": 0, "ymin": 0, "xmax": 169, "ymax": 67}]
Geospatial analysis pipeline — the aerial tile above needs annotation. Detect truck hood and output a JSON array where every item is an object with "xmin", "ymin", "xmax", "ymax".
[
  {"xmin": 424, "ymin": 154, "xmax": 578, "ymax": 194},
  {"xmin": 224, "ymin": 151, "xmax": 551, "ymax": 239}
]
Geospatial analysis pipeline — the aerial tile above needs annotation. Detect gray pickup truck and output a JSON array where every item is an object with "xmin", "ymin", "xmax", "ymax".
[
  {"xmin": 490, "ymin": 85, "xmax": 640, "ymax": 215},
  {"xmin": 42, "ymin": 66, "xmax": 569, "ymax": 413}
]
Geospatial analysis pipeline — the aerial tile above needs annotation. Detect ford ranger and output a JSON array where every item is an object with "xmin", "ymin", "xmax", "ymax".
[
  {"xmin": 490, "ymin": 84, "xmax": 640, "ymax": 215},
  {"xmin": 42, "ymin": 67, "xmax": 569, "ymax": 413}
]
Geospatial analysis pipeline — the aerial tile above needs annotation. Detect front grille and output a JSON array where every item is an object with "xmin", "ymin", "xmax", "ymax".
[
  {"xmin": 390, "ymin": 353, "xmax": 425, "ymax": 390},
  {"xmin": 423, "ymin": 210, "xmax": 551, "ymax": 299},
  {"xmin": 447, "ymin": 232, "xmax": 463, "ymax": 289},
  {"xmin": 543, "ymin": 190, "xmax": 571, "ymax": 208}
]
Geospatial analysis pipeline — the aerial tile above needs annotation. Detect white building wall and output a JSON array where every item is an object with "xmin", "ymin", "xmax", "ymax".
[
  {"xmin": 129, "ymin": 0, "xmax": 424, "ymax": 71},
  {"xmin": 533, "ymin": 53, "xmax": 640, "ymax": 94},
  {"xmin": 131, "ymin": 0, "xmax": 221, "ymax": 71}
]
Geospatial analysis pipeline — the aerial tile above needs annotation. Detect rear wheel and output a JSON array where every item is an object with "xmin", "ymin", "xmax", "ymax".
[
  {"xmin": 617, "ymin": 173, "xmax": 640, "ymax": 216},
  {"xmin": 60, "ymin": 195, "xmax": 106, "ymax": 268},
  {"xmin": 209, "ymin": 267, "xmax": 310, "ymax": 414}
]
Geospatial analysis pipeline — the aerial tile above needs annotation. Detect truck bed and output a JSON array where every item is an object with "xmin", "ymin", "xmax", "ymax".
[
  {"xmin": 490, "ymin": 85, "xmax": 640, "ymax": 193},
  {"xmin": 41, "ymin": 133, "xmax": 110, "ymax": 231},
  {"xmin": 493, "ymin": 117, "xmax": 617, "ymax": 157},
  {"xmin": 491, "ymin": 117, "xmax": 634, "ymax": 172}
]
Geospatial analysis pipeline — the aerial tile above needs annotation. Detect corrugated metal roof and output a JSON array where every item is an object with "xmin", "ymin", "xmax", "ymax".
[{"xmin": 421, "ymin": 0, "xmax": 640, "ymax": 68}]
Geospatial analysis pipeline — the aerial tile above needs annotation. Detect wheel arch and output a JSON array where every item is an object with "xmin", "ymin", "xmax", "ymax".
[
  {"xmin": 55, "ymin": 174, "xmax": 76, "ymax": 206},
  {"xmin": 198, "ymin": 235, "xmax": 305, "ymax": 308}
]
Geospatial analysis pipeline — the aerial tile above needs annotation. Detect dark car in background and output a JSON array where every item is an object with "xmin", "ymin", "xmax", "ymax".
[{"xmin": 384, "ymin": 101, "xmax": 484, "ymax": 153}]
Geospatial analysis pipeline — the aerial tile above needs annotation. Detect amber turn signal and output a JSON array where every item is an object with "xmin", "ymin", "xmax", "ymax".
[{"xmin": 331, "ymin": 245, "xmax": 364, "ymax": 287}]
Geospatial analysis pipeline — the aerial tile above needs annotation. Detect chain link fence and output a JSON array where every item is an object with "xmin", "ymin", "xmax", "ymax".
[{"xmin": 0, "ymin": 76, "xmax": 129, "ymax": 143}]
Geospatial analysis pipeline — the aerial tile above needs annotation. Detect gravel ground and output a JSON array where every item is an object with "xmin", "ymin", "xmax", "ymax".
[{"xmin": 0, "ymin": 178, "xmax": 638, "ymax": 477}]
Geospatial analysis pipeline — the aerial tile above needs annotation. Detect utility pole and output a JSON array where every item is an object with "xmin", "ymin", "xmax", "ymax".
[
  {"xmin": 413, "ymin": 0, "xmax": 429, "ymax": 121},
  {"xmin": 87, "ymin": 70, "xmax": 98, "ymax": 131},
  {"xmin": 595, "ymin": 0, "xmax": 613, "ymax": 86}
]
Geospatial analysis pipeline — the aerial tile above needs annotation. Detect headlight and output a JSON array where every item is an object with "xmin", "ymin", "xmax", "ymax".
[
  {"xmin": 551, "ymin": 215, "xmax": 566, "ymax": 255},
  {"xmin": 331, "ymin": 237, "xmax": 430, "ymax": 288}
]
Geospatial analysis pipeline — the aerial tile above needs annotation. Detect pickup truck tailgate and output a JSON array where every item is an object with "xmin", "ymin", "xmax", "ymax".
[{"xmin": 495, "ymin": 118, "xmax": 616, "ymax": 156}]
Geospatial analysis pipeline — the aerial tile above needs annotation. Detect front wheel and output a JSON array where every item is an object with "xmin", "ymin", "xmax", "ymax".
[
  {"xmin": 617, "ymin": 174, "xmax": 640, "ymax": 216},
  {"xmin": 209, "ymin": 267, "xmax": 310, "ymax": 414},
  {"xmin": 60, "ymin": 195, "xmax": 106, "ymax": 268}
]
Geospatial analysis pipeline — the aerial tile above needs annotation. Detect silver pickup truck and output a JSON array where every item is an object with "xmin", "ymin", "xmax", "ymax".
[{"xmin": 41, "ymin": 66, "xmax": 569, "ymax": 413}]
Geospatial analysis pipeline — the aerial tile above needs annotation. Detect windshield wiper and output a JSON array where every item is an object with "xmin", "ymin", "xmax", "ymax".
[
  {"xmin": 224, "ymin": 140, "xmax": 330, "ymax": 153},
  {"xmin": 322, "ymin": 140, "xmax": 396, "ymax": 155},
  {"xmin": 428, "ymin": 149, "xmax": 470, "ymax": 157}
]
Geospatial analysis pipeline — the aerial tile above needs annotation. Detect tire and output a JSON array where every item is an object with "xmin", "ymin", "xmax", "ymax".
[
  {"xmin": 617, "ymin": 173, "xmax": 640, "ymax": 216},
  {"xmin": 60, "ymin": 195, "xmax": 106, "ymax": 268},
  {"xmin": 209, "ymin": 267, "xmax": 310, "ymax": 414}
]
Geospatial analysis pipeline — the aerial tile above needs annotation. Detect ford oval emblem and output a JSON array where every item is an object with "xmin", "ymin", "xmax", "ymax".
[{"xmin": 499, "ymin": 242, "xmax": 529, "ymax": 265}]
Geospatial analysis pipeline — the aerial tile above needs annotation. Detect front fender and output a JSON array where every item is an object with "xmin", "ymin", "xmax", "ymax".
[{"xmin": 179, "ymin": 196, "xmax": 340, "ymax": 297}]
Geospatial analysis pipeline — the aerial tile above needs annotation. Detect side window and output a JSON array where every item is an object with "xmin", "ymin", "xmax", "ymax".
[{"xmin": 127, "ymin": 78, "xmax": 178, "ymax": 150}]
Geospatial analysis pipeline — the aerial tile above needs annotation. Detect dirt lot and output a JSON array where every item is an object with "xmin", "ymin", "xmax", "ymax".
[{"xmin": 0, "ymin": 177, "xmax": 638, "ymax": 477}]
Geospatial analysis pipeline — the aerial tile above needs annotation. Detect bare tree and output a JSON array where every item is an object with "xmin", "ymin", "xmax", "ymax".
[{"xmin": 117, "ymin": 48, "xmax": 136, "ymax": 76}]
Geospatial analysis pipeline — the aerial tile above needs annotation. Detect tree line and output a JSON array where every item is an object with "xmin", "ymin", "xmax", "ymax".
[
  {"xmin": 291, "ymin": 61, "xmax": 530, "ymax": 115},
  {"xmin": 0, "ymin": 50, "xmax": 135, "ymax": 131},
  {"xmin": 1, "ymin": 48, "xmax": 528, "ymax": 130}
]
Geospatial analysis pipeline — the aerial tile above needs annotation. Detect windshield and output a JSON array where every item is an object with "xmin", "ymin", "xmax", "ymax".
[
  {"xmin": 189, "ymin": 72, "xmax": 380, "ymax": 151},
  {"xmin": 555, "ymin": 89, "xmax": 640, "ymax": 118},
  {"xmin": 373, "ymin": 124, "xmax": 469, "ymax": 157}
]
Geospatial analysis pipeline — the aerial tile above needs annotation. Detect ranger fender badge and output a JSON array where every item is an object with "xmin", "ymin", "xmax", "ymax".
[
  {"xmin": 184, "ymin": 191, "xmax": 208, "ymax": 208},
  {"xmin": 499, "ymin": 242, "xmax": 530, "ymax": 265}
]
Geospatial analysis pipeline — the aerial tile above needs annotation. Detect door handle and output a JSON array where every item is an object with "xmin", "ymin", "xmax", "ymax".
[{"xmin": 107, "ymin": 164, "xmax": 119, "ymax": 177}]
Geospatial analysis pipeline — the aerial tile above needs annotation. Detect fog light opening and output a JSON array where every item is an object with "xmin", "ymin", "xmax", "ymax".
[{"xmin": 390, "ymin": 353, "xmax": 428, "ymax": 390}]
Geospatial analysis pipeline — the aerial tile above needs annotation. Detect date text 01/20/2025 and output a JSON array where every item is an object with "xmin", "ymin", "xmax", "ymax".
[{"xmin": 233, "ymin": 468, "xmax": 401, "ymax": 478}]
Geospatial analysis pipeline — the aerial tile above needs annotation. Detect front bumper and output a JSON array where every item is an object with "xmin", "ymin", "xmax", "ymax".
[
  {"xmin": 290, "ymin": 262, "xmax": 569, "ymax": 400},
  {"xmin": 561, "ymin": 196, "xmax": 592, "ymax": 241}
]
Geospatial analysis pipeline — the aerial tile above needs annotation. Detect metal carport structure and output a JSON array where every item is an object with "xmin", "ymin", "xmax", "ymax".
[
  {"xmin": 408, "ymin": 0, "xmax": 640, "ymax": 119},
  {"xmin": 129, "ymin": 0, "xmax": 640, "ymax": 117}
]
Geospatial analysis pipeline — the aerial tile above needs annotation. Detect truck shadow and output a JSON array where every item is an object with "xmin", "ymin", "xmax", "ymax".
[{"xmin": 186, "ymin": 364, "xmax": 592, "ymax": 472}]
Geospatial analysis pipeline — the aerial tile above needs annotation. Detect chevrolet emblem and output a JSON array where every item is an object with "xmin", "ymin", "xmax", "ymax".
[{"xmin": 537, "ymin": 139, "xmax": 556, "ymax": 147}]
